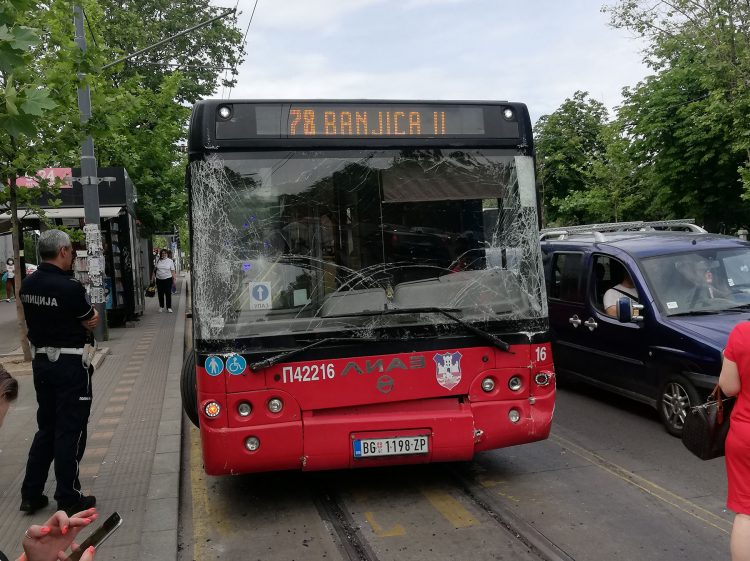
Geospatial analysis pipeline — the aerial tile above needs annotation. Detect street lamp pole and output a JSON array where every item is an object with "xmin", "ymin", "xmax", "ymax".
[{"xmin": 73, "ymin": 5, "xmax": 106, "ymax": 342}]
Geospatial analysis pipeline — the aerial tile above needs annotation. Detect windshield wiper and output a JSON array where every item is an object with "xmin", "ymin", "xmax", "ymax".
[
  {"xmin": 670, "ymin": 310, "xmax": 723, "ymax": 316},
  {"xmin": 326, "ymin": 307, "xmax": 512, "ymax": 353},
  {"xmin": 249, "ymin": 337, "xmax": 381, "ymax": 371}
]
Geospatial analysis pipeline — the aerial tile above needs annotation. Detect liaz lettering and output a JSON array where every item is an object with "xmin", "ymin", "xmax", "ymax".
[
  {"xmin": 282, "ymin": 364, "xmax": 336, "ymax": 383},
  {"xmin": 341, "ymin": 355, "xmax": 425, "ymax": 376}
]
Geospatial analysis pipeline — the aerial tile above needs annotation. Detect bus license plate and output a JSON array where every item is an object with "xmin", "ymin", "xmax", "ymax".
[{"xmin": 353, "ymin": 436, "xmax": 429, "ymax": 458}]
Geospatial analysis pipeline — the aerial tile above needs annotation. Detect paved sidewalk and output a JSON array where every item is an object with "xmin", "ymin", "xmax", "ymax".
[{"xmin": 0, "ymin": 277, "xmax": 187, "ymax": 561}]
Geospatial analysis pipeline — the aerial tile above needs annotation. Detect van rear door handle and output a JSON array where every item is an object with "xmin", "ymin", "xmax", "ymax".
[
  {"xmin": 584, "ymin": 318, "xmax": 598, "ymax": 331},
  {"xmin": 569, "ymin": 315, "xmax": 581, "ymax": 327}
]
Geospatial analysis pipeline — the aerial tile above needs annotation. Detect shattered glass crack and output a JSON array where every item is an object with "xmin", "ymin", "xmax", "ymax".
[{"xmin": 190, "ymin": 149, "xmax": 548, "ymax": 343}]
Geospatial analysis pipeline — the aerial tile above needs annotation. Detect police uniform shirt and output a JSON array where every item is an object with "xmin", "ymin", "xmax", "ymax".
[{"xmin": 21, "ymin": 263, "xmax": 95, "ymax": 348}]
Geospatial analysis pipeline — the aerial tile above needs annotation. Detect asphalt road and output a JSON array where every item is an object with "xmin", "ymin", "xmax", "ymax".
[
  {"xmin": 178, "ymin": 381, "xmax": 731, "ymax": 561},
  {"xmin": 0, "ymin": 299, "xmax": 22, "ymax": 354}
]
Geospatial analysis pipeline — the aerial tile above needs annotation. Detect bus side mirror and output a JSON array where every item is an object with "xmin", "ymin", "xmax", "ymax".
[{"xmin": 616, "ymin": 297, "xmax": 644, "ymax": 324}]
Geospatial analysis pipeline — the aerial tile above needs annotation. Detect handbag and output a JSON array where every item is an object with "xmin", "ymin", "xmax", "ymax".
[
  {"xmin": 681, "ymin": 384, "xmax": 735, "ymax": 460},
  {"xmin": 145, "ymin": 282, "xmax": 156, "ymax": 298}
]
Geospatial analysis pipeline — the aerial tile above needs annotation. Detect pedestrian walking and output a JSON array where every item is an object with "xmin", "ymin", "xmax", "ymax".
[
  {"xmin": 151, "ymin": 249, "xmax": 176, "ymax": 313},
  {"xmin": 720, "ymin": 322, "xmax": 750, "ymax": 561},
  {"xmin": 5, "ymin": 257, "xmax": 16, "ymax": 302},
  {"xmin": 0, "ymin": 366, "xmax": 97, "ymax": 561},
  {"xmin": 19, "ymin": 229, "xmax": 99, "ymax": 517}
]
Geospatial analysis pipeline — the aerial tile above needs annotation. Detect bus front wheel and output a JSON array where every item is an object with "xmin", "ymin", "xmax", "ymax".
[{"xmin": 181, "ymin": 350, "xmax": 199, "ymax": 427}]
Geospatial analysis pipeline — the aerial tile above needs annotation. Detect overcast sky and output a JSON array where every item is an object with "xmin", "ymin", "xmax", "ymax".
[{"xmin": 219, "ymin": 0, "xmax": 651, "ymax": 124}]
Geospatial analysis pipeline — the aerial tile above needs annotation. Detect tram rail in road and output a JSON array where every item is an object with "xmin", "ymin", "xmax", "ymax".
[{"xmin": 182, "ymin": 421, "xmax": 575, "ymax": 561}]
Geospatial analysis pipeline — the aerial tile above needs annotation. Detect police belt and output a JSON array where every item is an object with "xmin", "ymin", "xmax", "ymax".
[{"xmin": 35, "ymin": 347, "xmax": 85, "ymax": 356}]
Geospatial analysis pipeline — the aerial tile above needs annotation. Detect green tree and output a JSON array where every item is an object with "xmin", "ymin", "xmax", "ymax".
[
  {"xmin": 0, "ymin": 0, "xmax": 63, "ymax": 359},
  {"xmin": 554, "ymin": 121, "xmax": 642, "ymax": 223},
  {"xmin": 534, "ymin": 91, "xmax": 609, "ymax": 225},
  {"xmin": 32, "ymin": 1, "xmax": 243, "ymax": 234},
  {"xmin": 606, "ymin": 0, "xmax": 750, "ymax": 231},
  {"xmin": 98, "ymin": 0, "xmax": 243, "ymax": 103}
]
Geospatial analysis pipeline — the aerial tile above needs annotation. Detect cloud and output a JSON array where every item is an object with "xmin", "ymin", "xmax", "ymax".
[{"xmin": 225, "ymin": 0, "xmax": 650, "ymax": 123}]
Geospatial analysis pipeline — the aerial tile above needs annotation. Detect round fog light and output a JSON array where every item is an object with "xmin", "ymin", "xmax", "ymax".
[
  {"xmin": 508, "ymin": 375, "xmax": 523, "ymax": 391},
  {"xmin": 481, "ymin": 377, "xmax": 495, "ymax": 392},
  {"xmin": 245, "ymin": 436, "xmax": 260, "ymax": 451},
  {"xmin": 268, "ymin": 398, "xmax": 283, "ymax": 413},
  {"xmin": 237, "ymin": 402, "xmax": 252, "ymax": 417},
  {"xmin": 204, "ymin": 401, "xmax": 221, "ymax": 418},
  {"xmin": 508, "ymin": 409, "xmax": 521, "ymax": 423},
  {"xmin": 218, "ymin": 105, "xmax": 232, "ymax": 119}
]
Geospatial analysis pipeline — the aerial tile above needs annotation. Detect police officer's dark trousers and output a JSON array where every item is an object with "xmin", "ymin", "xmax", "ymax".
[{"xmin": 21, "ymin": 354, "xmax": 92, "ymax": 505}]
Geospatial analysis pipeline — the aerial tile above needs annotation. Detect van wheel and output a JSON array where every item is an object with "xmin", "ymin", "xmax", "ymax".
[
  {"xmin": 181, "ymin": 350, "xmax": 199, "ymax": 427},
  {"xmin": 658, "ymin": 375, "xmax": 699, "ymax": 437}
]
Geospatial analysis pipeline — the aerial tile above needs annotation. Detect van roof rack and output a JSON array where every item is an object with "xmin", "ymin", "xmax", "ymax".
[{"xmin": 539, "ymin": 219, "xmax": 706, "ymax": 241}]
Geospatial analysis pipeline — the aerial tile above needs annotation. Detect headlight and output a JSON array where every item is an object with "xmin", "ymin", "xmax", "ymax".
[
  {"xmin": 508, "ymin": 409, "xmax": 521, "ymax": 423},
  {"xmin": 237, "ymin": 402, "xmax": 252, "ymax": 417},
  {"xmin": 508, "ymin": 376, "xmax": 523, "ymax": 391},
  {"xmin": 481, "ymin": 377, "xmax": 495, "ymax": 392},
  {"xmin": 245, "ymin": 436, "xmax": 260, "ymax": 451}
]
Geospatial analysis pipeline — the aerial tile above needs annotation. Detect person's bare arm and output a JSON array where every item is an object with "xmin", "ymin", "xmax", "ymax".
[{"xmin": 719, "ymin": 356, "xmax": 741, "ymax": 396}]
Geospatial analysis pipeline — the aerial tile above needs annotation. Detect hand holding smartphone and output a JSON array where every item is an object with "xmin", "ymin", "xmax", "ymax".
[{"xmin": 67, "ymin": 512, "xmax": 122, "ymax": 561}]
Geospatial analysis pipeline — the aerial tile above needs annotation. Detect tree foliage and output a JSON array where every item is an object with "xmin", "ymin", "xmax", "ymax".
[
  {"xmin": 535, "ymin": 91, "xmax": 609, "ymax": 225},
  {"xmin": 537, "ymin": 1, "xmax": 750, "ymax": 232},
  {"xmin": 0, "ymin": 0, "xmax": 67, "ymax": 360},
  {"xmin": 21, "ymin": 0, "xmax": 243, "ymax": 235}
]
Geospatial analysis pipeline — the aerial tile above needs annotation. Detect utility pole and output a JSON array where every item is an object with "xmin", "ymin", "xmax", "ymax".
[{"xmin": 73, "ymin": 5, "xmax": 106, "ymax": 342}]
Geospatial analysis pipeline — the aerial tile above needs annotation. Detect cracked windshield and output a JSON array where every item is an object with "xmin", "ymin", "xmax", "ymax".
[{"xmin": 191, "ymin": 150, "xmax": 546, "ymax": 341}]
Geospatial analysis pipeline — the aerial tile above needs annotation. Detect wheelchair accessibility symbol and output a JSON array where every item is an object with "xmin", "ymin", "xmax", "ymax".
[
  {"xmin": 205, "ymin": 355, "xmax": 224, "ymax": 376},
  {"xmin": 226, "ymin": 354, "xmax": 247, "ymax": 376}
]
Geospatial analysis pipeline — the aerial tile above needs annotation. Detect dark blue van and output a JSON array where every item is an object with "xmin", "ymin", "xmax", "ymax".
[{"xmin": 541, "ymin": 223, "xmax": 750, "ymax": 436}]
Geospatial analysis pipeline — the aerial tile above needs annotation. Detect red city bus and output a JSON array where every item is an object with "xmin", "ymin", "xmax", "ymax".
[{"xmin": 182, "ymin": 100, "xmax": 555, "ymax": 475}]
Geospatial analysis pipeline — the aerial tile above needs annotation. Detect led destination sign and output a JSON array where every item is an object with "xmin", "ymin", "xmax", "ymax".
[
  {"xmin": 286, "ymin": 106, "xmax": 482, "ymax": 137},
  {"xmin": 212, "ymin": 102, "xmax": 523, "ymax": 141}
]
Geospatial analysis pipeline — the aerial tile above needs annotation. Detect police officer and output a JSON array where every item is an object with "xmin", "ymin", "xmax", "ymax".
[{"xmin": 19, "ymin": 230, "xmax": 99, "ymax": 516}]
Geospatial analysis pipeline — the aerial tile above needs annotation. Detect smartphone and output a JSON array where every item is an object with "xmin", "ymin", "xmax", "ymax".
[{"xmin": 67, "ymin": 512, "xmax": 123, "ymax": 561}]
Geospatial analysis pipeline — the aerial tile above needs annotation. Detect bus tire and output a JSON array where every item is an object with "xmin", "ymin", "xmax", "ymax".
[{"xmin": 181, "ymin": 350, "xmax": 200, "ymax": 427}]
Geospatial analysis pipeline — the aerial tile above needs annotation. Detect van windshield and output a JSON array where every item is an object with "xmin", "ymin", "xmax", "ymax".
[{"xmin": 640, "ymin": 247, "xmax": 750, "ymax": 315}]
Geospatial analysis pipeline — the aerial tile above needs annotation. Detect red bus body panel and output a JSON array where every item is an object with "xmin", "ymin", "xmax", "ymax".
[{"xmin": 197, "ymin": 343, "xmax": 554, "ymax": 475}]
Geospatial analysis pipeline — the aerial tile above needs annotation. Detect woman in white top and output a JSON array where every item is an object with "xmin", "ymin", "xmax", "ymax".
[
  {"xmin": 5, "ymin": 258, "xmax": 15, "ymax": 302},
  {"xmin": 151, "ymin": 249, "xmax": 176, "ymax": 312}
]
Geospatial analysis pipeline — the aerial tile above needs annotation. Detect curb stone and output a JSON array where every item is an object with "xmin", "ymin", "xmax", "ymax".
[{"xmin": 138, "ymin": 282, "xmax": 187, "ymax": 561}]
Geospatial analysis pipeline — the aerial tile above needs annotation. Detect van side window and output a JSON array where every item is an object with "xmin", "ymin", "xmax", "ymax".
[
  {"xmin": 550, "ymin": 253, "xmax": 584, "ymax": 302},
  {"xmin": 592, "ymin": 255, "xmax": 639, "ymax": 316}
]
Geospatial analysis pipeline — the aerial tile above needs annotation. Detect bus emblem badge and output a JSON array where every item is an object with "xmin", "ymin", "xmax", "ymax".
[
  {"xmin": 376, "ymin": 375, "xmax": 394, "ymax": 394},
  {"xmin": 433, "ymin": 352, "xmax": 462, "ymax": 390}
]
